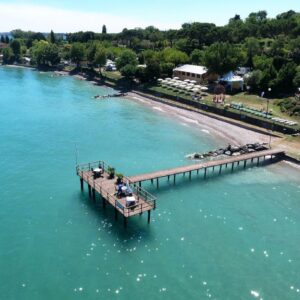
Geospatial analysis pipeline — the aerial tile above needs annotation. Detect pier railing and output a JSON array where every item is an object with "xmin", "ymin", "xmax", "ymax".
[{"xmin": 76, "ymin": 161, "xmax": 156, "ymax": 217}]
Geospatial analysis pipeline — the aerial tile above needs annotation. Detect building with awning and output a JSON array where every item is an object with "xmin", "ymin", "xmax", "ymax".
[
  {"xmin": 173, "ymin": 65, "xmax": 210, "ymax": 83},
  {"xmin": 219, "ymin": 71, "xmax": 244, "ymax": 91}
]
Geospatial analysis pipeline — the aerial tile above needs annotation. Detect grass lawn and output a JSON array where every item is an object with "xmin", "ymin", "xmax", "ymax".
[
  {"xmin": 145, "ymin": 85, "xmax": 300, "ymax": 131},
  {"xmin": 102, "ymin": 70, "xmax": 123, "ymax": 81},
  {"xmin": 222, "ymin": 92, "xmax": 300, "ymax": 123}
]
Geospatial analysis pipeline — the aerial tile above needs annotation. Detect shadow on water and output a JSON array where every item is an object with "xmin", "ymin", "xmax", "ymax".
[
  {"xmin": 144, "ymin": 158, "xmax": 279, "ymax": 196},
  {"xmin": 77, "ymin": 191, "xmax": 155, "ymax": 244}
]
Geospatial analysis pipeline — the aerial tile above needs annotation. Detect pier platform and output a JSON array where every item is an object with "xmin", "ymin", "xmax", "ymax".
[{"xmin": 76, "ymin": 161, "xmax": 156, "ymax": 226}]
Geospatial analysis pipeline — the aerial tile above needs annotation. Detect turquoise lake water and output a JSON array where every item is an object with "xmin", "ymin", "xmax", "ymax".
[{"xmin": 0, "ymin": 66, "xmax": 300, "ymax": 300}]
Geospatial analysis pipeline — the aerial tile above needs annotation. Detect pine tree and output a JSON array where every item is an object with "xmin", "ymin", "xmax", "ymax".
[
  {"xmin": 50, "ymin": 30, "xmax": 56, "ymax": 43},
  {"xmin": 102, "ymin": 25, "xmax": 107, "ymax": 34},
  {"xmin": 0, "ymin": 35, "xmax": 5, "ymax": 43}
]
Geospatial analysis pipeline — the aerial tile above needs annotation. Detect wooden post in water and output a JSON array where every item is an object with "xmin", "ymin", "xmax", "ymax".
[
  {"xmin": 174, "ymin": 174, "xmax": 176, "ymax": 185},
  {"xmin": 204, "ymin": 168, "xmax": 207, "ymax": 179},
  {"xmin": 80, "ymin": 178, "xmax": 84, "ymax": 191},
  {"xmin": 88, "ymin": 185, "xmax": 91, "ymax": 198},
  {"xmin": 124, "ymin": 216, "xmax": 127, "ymax": 228},
  {"xmin": 189, "ymin": 171, "xmax": 192, "ymax": 180},
  {"xmin": 151, "ymin": 179, "xmax": 153, "ymax": 184},
  {"xmin": 231, "ymin": 162, "xmax": 234, "ymax": 173},
  {"xmin": 226, "ymin": 163, "xmax": 228, "ymax": 169},
  {"xmin": 219, "ymin": 164, "xmax": 222, "ymax": 175},
  {"xmin": 139, "ymin": 182, "xmax": 142, "ymax": 188},
  {"xmin": 156, "ymin": 178, "xmax": 159, "ymax": 189},
  {"xmin": 148, "ymin": 211, "xmax": 151, "ymax": 224},
  {"xmin": 257, "ymin": 157, "xmax": 260, "ymax": 166},
  {"xmin": 168, "ymin": 175, "xmax": 170, "ymax": 181},
  {"xmin": 92, "ymin": 188, "xmax": 96, "ymax": 202},
  {"xmin": 212, "ymin": 166, "xmax": 215, "ymax": 173},
  {"xmin": 197, "ymin": 169, "xmax": 199, "ymax": 175},
  {"xmin": 244, "ymin": 160, "xmax": 247, "ymax": 169},
  {"xmin": 102, "ymin": 197, "xmax": 106, "ymax": 209},
  {"xmin": 115, "ymin": 207, "xmax": 118, "ymax": 220}
]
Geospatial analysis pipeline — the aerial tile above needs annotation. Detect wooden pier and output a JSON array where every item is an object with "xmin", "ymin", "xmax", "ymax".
[
  {"xmin": 76, "ymin": 161, "xmax": 156, "ymax": 227},
  {"xmin": 77, "ymin": 149, "xmax": 285, "ymax": 227},
  {"xmin": 128, "ymin": 149, "xmax": 285, "ymax": 187}
]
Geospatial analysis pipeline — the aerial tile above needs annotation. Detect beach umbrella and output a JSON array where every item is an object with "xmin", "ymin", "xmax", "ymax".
[
  {"xmin": 157, "ymin": 78, "xmax": 163, "ymax": 82},
  {"xmin": 166, "ymin": 78, "xmax": 172, "ymax": 81},
  {"xmin": 173, "ymin": 77, "xmax": 180, "ymax": 80},
  {"xmin": 190, "ymin": 80, "xmax": 197, "ymax": 84},
  {"xmin": 201, "ymin": 87, "xmax": 208, "ymax": 91},
  {"xmin": 184, "ymin": 79, "xmax": 190, "ymax": 83}
]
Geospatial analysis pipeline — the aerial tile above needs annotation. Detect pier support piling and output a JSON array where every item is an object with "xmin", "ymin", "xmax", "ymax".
[
  {"xmin": 244, "ymin": 160, "xmax": 247, "ymax": 169},
  {"xmin": 124, "ymin": 216, "xmax": 127, "ymax": 228},
  {"xmin": 148, "ymin": 211, "xmax": 151, "ymax": 224},
  {"xmin": 231, "ymin": 162, "xmax": 234, "ymax": 173},
  {"xmin": 88, "ymin": 185, "xmax": 91, "ymax": 198},
  {"xmin": 204, "ymin": 168, "xmax": 207, "ymax": 179},
  {"xmin": 80, "ymin": 178, "xmax": 84, "ymax": 191},
  {"xmin": 219, "ymin": 165, "xmax": 222, "ymax": 175}
]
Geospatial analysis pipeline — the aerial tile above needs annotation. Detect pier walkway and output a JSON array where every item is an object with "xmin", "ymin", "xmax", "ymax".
[{"xmin": 128, "ymin": 149, "xmax": 285, "ymax": 187}]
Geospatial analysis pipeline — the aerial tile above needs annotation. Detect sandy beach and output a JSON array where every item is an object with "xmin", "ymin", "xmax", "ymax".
[{"xmin": 126, "ymin": 92, "xmax": 277, "ymax": 147}]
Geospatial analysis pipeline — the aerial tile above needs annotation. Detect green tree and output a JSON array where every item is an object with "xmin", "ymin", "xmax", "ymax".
[
  {"xmin": 244, "ymin": 70, "xmax": 263, "ymax": 91},
  {"xmin": 293, "ymin": 66, "xmax": 300, "ymax": 88},
  {"xmin": 31, "ymin": 41, "xmax": 60, "ymax": 67},
  {"xmin": 120, "ymin": 64, "xmax": 137, "ymax": 79},
  {"xmin": 10, "ymin": 39, "xmax": 21, "ymax": 61},
  {"xmin": 2, "ymin": 47, "xmax": 14, "ymax": 64},
  {"xmin": 116, "ymin": 49, "xmax": 137, "ymax": 70},
  {"xmin": 190, "ymin": 49, "xmax": 204, "ymax": 65},
  {"xmin": 160, "ymin": 62, "xmax": 175, "ymax": 78},
  {"xmin": 87, "ymin": 42, "xmax": 98, "ymax": 64},
  {"xmin": 204, "ymin": 42, "xmax": 245, "ymax": 75},
  {"xmin": 70, "ymin": 43, "xmax": 86, "ymax": 68},
  {"xmin": 0, "ymin": 36, "xmax": 5, "ymax": 43},
  {"xmin": 94, "ymin": 48, "xmax": 107, "ymax": 75},
  {"xmin": 50, "ymin": 30, "xmax": 56, "ymax": 44},
  {"xmin": 274, "ymin": 62, "xmax": 297, "ymax": 92},
  {"xmin": 5, "ymin": 36, "xmax": 9, "ymax": 44},
  {"xmin": 245, "ymin": 37, "xmax": 261, "ymax": 67},
  {"xmin": 161, "ymin": 48, "xmax": 189, "ymax": 66},
  {"xmin": 102, "ymin": 25, "xmax": 107, "ymax": 34}
]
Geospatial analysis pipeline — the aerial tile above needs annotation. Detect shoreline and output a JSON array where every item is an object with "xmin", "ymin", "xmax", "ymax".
[
  {"xmin": 3, "ymin": 64, "xmax": 299, "ymax": 161},
  {"xmin": 125, "ymin": 92, "xmax": 275, "ymax": 147}
]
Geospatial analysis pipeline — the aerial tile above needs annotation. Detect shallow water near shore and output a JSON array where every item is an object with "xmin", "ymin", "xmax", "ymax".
[{"xmin": 1, "ymin": 66, "xmax": 300, "ymax": 300}]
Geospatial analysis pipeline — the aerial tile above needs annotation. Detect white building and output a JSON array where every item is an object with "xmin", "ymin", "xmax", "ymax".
[
  {"xmin": 173, "ymin": 65, "xmax": 207, "ymax": 83},
  {"xmin": 173, "ymin": 64, "xmax": 218, "ymax": 83}
]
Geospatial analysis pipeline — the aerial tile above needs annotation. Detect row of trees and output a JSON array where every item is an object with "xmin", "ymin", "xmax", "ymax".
[{"xmin": 1, "ymin": 10, "xmax": 300, "ymax": 93}]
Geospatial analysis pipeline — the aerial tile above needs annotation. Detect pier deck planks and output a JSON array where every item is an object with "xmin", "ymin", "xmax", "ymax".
[{"xmin": 128, "ymin": 149, "xmax": 284, "ymax": 183}]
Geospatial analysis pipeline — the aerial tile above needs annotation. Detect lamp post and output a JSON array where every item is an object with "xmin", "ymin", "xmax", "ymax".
[{"xmin": 267, "ymin": 87, "xmax": 272, "ymax": 148}]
